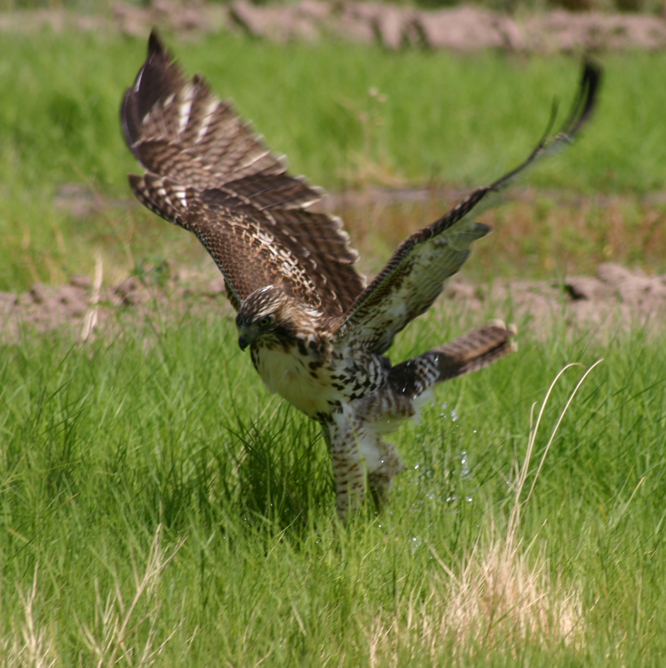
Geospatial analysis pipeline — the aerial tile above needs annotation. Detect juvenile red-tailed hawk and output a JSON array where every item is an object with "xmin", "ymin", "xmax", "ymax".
[{"xmin": 121, "ymin": 32, "xmax": 599, "ymax": 519}]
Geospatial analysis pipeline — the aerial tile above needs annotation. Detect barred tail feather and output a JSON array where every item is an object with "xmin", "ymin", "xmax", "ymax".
[
  {"xmin": 387, "ymin": 322, "xmax": 516, "ymax": 400},
  {"xmin": 427, "ymin": 320, "xmax": 516, "ymax": 384}
]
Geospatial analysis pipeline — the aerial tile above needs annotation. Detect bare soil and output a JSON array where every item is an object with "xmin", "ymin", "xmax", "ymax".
[
  {"xmin": 2, "ymin": 261, "xmax": 664, "ymax": 346},
  {"xmin": 2, "ymin": 1, "xmax": 666, "ymax": 53}
]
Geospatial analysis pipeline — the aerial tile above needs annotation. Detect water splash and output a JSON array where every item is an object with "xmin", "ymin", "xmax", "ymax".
[{"xmin": 460, "ymin": 450, "xmax": 470, "ymax": 478}]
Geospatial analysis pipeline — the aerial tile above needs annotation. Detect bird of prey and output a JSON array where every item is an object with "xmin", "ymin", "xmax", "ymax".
[{"xmin": 121, "ymin": 32, "xmax": 599, "ymax": 519}]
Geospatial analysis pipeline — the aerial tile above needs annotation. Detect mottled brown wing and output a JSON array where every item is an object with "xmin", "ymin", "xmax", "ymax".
[
  {"xmin": 334, "ymin": 62, "xmax": 600, "ymax": 354},
  {"xmin": 121, "ymin": 31, "xmax": 365, "ymax": 316}
]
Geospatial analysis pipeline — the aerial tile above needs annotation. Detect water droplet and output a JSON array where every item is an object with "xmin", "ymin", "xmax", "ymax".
[
  {"xmin": 460, "ymin": 450, "xmax": 470, "ymax": 477},
  {"xmin": 410, "ymin": 536, "xmax": 422, "ymax": 551}
]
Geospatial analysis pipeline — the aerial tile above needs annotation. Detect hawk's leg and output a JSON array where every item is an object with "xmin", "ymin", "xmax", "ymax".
[
  {"xmin": 366, "ymin": 440, "xmax": 405, "ymax": 511},
  {"xmin": 353, "ymin": 393, "xmax": 412, "ymax": 511},
  {"xmin": 323, "ymin": 405, "xmax": 366, "ymax": 520}
]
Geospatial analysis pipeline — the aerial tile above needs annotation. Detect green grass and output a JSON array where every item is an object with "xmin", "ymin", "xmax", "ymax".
[
  {"xmin": 2, "ymin": 33, "xmax": 666, "ymax": 662},
  {"xmin": 1, "ymin": 303, "xmax": 666, "ymax": 665},
  {"xmin": 2, "ymin": 31, "xmax": 666, "ymax": 289},
  {"xmin": 4, "ymin": 30, "xmax": 666, "ymax": 193}
]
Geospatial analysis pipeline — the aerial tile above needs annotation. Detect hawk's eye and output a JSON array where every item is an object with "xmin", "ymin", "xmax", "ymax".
[{"xmin": 257, "ymin": 316, "xmax": 272, "ymax": 328}]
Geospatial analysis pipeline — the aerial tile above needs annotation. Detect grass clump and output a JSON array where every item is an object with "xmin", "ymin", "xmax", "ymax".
[{"xmin": 1, "ymin": 304, "xmax": 666, "ymax": 665}]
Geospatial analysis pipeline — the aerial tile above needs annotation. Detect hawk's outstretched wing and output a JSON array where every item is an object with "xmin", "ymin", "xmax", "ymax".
[
  {"xmin": 333, "ymin": 63, "xmax": 600, "ymax": 354},
  {"xmin": 121, "ymin": 31, "xmax": 365, "ymax": 315}
]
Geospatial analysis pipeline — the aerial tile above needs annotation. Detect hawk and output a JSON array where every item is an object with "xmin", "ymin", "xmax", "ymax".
[{"xmin": 121, "ymin": 32, "xmax": 599, "ymax": 519}]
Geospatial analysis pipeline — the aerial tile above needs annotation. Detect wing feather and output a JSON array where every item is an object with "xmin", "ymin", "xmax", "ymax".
[
  {"xmin": 121, "ymin": 30, "xmax": 365, "ymax": 316},
  {"xmin": 128, "ymin": 173, "xmax": 361, "ymax": 313},
  {"xmin": 334, "ymin": 62, "xmax": 601, "ymax": 354}
]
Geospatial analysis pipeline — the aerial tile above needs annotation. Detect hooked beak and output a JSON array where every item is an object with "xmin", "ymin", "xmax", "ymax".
[{"xmin": 238, "ymin": 335, "xmax": 250, "ymax": 351}]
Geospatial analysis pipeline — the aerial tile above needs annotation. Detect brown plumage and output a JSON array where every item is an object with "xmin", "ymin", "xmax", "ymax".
[
  {"xmin": 122, "ymin": 32, "xmax": 364, "ymax": 316},
  {"xmin": 121, "ymin": 32, "xmax": 600, "ymax": 519}
]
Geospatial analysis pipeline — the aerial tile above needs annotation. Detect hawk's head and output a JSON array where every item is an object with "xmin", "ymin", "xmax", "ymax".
[{"xmin": 236, "ymin": 286, "xmax": 320, "ymax": 351}]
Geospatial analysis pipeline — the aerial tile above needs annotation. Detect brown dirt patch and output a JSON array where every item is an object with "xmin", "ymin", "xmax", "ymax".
[
  {"xmin": 2, "ymin": 261, "xmax": 664, "ymax": 345},
  {"xmin": 2, "ymin": 2, "xmax": 666, "ymax": 53}
]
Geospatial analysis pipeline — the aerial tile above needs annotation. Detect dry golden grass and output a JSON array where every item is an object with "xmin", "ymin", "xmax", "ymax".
[
  {"xmin": 366, "ymin": 535, "xmax": 583, "ymax": 665},
  {"xmin": 334, "ymin": 189, "xmax": 666, "ymax": 282},
  {"xmin": 365, "ymin": 362, "xmax": 602, "ymax": 665},
  {"xmin": 3, "ymin": 566, "xmax": 58, "ymax": 668},
  {"xmin": 2, "ymin": 527, "xmax": 185, "ymax": 668}
]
